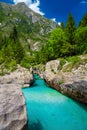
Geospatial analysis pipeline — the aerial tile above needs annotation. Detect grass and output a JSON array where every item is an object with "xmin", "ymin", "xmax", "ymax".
[
  {"xmin": 34, "ymin": 64, "xmax": 46, "ymax": 72},
  {"xmin": 58, "ymin": 58, "xmax": 66, "ymax": 70},
  {"xmin": 58, "ymin": 55, "xmax": 87, "ymax": 72},
  {"xmin": 58, "ymin": 79, "xmax": 64, "ymax": 85},
  {"xmin": 51, "ymin": 68, "xmax": 56, "ymax": 74}
]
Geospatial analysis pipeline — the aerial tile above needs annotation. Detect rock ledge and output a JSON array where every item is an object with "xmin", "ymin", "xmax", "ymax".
[
  {"xmin": 0, "ymin": 84, "xmax": 28, "ymax": 130},
  {"xmin": 43, "ymin": 60, "xmax": 87, "ymax": 104}
]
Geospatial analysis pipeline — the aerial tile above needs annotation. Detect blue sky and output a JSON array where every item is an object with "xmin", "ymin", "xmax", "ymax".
[{"xmin": 0, "ymin": 0, "xmax": 87, "ymax": 24}]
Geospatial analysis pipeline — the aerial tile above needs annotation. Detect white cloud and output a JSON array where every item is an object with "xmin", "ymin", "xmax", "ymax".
[
  {"xmin": 29, "ymin": 0, "xmax": 44, "ymax": 15},
  {"xmin": 80, "ymin": 1, "xmax": 87, "ymax": 4},
  {"xmin": 58, "ymin": 22, "xmax": 61, "ymax": 26},
  {"xmin": 51, "ymin": 18, "xmax": 56, "ymax": 22},
  {"xmin": 14, "ymin": 0, "xmax": 32, "ymax": 5},
  {"xmin": 51, "ymin": 18, "xmax": 61, "ymax": 26},
  {"xmin": 13, "ymin": 0, "xmax": 44, "ymax": 15}
]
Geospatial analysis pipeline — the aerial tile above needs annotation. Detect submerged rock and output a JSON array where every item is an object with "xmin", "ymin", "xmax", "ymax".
[{"xmin": 0, "ymin": 84, "xmax": 28, "ymax": 130}]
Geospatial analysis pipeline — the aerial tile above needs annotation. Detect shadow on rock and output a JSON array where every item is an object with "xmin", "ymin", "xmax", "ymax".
[
  {"xmin": 30, "ymin": 83, "xmax": 38, "ymax": 88},
  {"xmin": 77, "ymin": 102, "xmax": 87, "ymax": 112}
]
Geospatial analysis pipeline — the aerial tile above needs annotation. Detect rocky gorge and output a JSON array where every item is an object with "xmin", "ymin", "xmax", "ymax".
[
  {"xmin": 0, "ymin": 1, "xmax": 87, "ymax": 130},
  {"xmin": 0, "ymin": 65, "xmax": 33, "ymax": 130},
  {"xmin": 35, "ymin": 58, "xmax": 87, "ymax": 104},
  {"xmin": 0, "ymin": 58, "xmax": 87, "ymax": 129}
]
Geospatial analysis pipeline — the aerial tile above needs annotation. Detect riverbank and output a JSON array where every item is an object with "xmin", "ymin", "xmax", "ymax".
[
  {"xmin": 0, "ymin": 55, "xmax": 87, "ymax": 129},
  {"xmin": 34, "ymin": 56, "xmax": 87, "ymax": 104},
  {"xmin": 0, "ymin": 65, "xmax": 33, "ymax": 130}
]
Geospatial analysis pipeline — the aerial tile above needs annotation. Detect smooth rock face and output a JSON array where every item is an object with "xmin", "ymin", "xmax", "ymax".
[
  {"xmin": 60, "ymin": 80, "xmax": 87, "ymax": 103},
  {"xmin": 0, "ymin": 66, "xmax": 33, "ymax": 129},
  {"xmin": 0, "ymin": 65, "xmax": 33, "ymax": 87},
  {"xmin": 43, "ymin": 60, "xmax": 87, "ymax": 104},
  {"xmin": 0, "ymin": 84, "xmax": 28, "ymax": 130},
  {"xmin": 44, "ymin": 60, "xmax": 60, "ymax": 81}
]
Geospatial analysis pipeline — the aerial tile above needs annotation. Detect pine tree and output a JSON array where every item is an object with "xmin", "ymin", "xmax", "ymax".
[
  {"xmin": 79, "ymin": 13, "xmax": 87, "ymax": 27},
  {"xmin": 0, "ymin": 35, "xmax": 3, "ymax": 50},
  {"xmin": 61, "ymin": 22, "xmax": 65, "ymax": 30},
  {"xmin": 65, "ymin": 13, "xmax": 76, "ymax": 45},
  {"xmin": 10, "ymin": 26, "xmax": 18, "ymax": 42}
]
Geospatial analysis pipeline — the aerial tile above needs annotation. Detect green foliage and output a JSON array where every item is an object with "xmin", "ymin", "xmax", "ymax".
[
  {"xmin": 21, "ymin": 55, "xmax": 31, "ymax": 69},
  {"xmin": 32, "ymin": 27, "xmax": 74, "ymax": 64},
  {"xmin": 65, "ymin": 13, "xmax": 76, "ymax": 45},
  {"xmin": 10, "ymin": 26, "xmax": 18, "ymax": 42},
  {"xmin": 0, "ymin": 60, "xmax": 17, "ymax": 75},
  {"xmin": 58, "ymin": 79, "xmax": 64, "ymax": 85},
  {"xmin": 51, "ymin": 68, "xmax": 56, "ymax": 74},
  {"xmin": 8, "ymin": 60, "xmax": 17, "ymax": 71},
  {"xmin": 48, "ymin": 28, "xmax": 71, "ymax": 58},
  {"xmin": 74, "ymin": 26, "xmax": 87, "ymax": 54},
  {"xmin": 0, "ymin": 9, "xmax": 87, "ymax": 73},
  {"xmin": 79, "ymin": 13, "xmax": 87, "ymax": 27},
  {"xmin": 32, "ymin": 13, "xmax": 87, "ymax": 65},
  {"xmin": 59, "ymin": 58, "xmax": 66, "ymax": 70},
  {"xmin": 66, "ymin": 56, "xmax": 81, "ymax": 65},
  {"xmin": 60, "ymin": 22, "xmax": 65, "ymax": 30},
  {"xmin": 0, "ymin": 26, "xmax": 25, "ymax": 74},
  {"xmin": 0, "ymin": 10, "xmax": 5, "ymax": 22},
  {"xmin": 59, "ymin": 56, "xmax": 81, "ymax": 72}
]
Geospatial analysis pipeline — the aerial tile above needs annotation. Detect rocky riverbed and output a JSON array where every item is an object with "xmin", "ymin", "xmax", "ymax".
[{"xmin": 0, "ymin": 65, "xmax": 33, "ymax": 130}]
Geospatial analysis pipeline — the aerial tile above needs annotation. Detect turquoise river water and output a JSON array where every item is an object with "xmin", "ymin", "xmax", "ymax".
[{"xmin": 22, "ymin": 74, "xmax": 87, "ymax": 130}]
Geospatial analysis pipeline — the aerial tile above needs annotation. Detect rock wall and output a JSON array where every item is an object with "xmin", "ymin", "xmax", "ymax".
[
  {"xmin": 0, "ymin": 66, "xmax": 34, "ymax": 129},
  {"xmin": 45, "ymin": 77, "xmax": 87, "ymax": 104},
  {"xmin": 0, "ymin": 65, "xmax": 33, "ymax": 88},
  {"xmin": 44, "ymin": 60, "xmax": 87, "ymax": 104},
  {"xmin": 0, "ymin": 84, "xmax": 28, "ymax": 130}
]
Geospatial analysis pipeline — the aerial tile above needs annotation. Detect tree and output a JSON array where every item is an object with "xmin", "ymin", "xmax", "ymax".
[
  {"xmin": 32, "ymin": 28, "xmax": 70, "ymax": 63},
  {"xmin": 0, "ymin": 34, "xmax": 3, "ymax": 50},
  {"xmin": 65, "ymin": 13, "xmax": 76, "ymax": 45},
  {"xmin": 79, "ymin": 13, "xmax": 87, "ymax": 27},
  {"xmin": 60, "ymin": 22, "xmax": 65, "ymax": 30},
  {"xmin": 74, "ymin": 26, "xmax": 87, "ymax": 54},
  {"xmin": 48, "ymin": 28, "xmax": 71, "ymax": 58},
  {"xmin": 10, "ymin": 26, "xmax": 18, "ymax": 42}
]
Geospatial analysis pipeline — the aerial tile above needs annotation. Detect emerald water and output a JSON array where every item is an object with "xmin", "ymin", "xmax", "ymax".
[{"xmin": 22, "ymin": 74, "xmax": 87, "ymax": 130}]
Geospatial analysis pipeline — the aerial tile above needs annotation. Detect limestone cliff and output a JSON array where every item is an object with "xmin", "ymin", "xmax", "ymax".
[
  {"xmin": 37, "ymin": 58, "xmax": 87, "ymax": 104},
  {"xmin": 0, "ymin": 65, "xmax": 33, "ymax": 88},
  {"xmin": 0, "ymin": 66, "xmax": 34, "ymax": 129},
  {"xmin": 0, "ymin": 84, "xmax": 28, "ymax": 130}
]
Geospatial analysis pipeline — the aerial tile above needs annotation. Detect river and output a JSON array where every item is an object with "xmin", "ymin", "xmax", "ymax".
[{"xmin": 22, "ymin": 74, "xmax": 87, "ymax": 130}]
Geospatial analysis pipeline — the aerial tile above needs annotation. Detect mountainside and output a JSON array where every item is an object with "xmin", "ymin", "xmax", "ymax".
[{"xmin": 0, "ymin": 2, "xmax": 58, "ymax": 50}]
